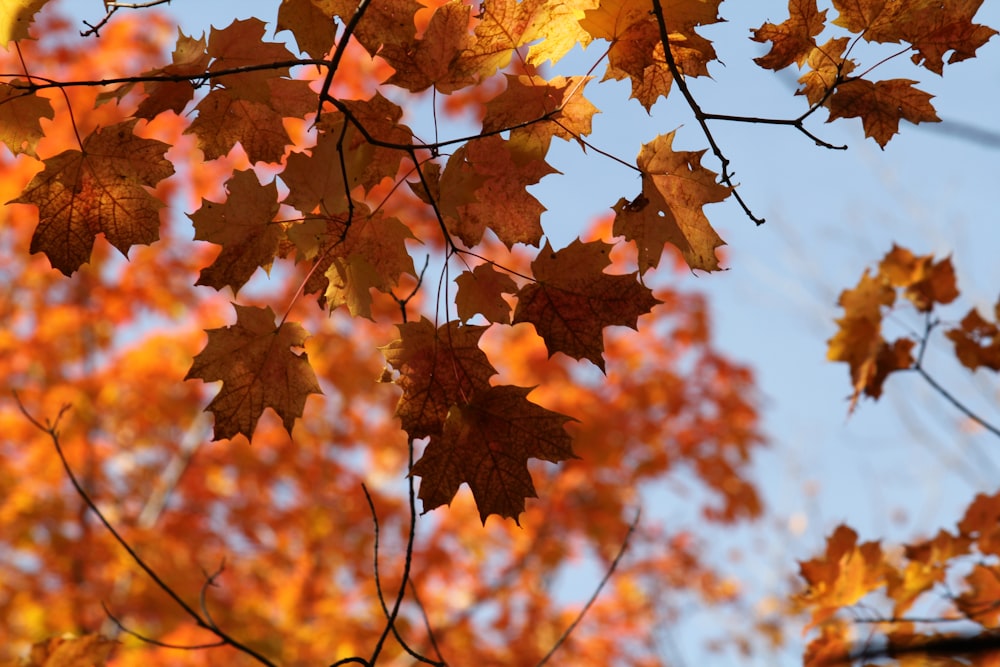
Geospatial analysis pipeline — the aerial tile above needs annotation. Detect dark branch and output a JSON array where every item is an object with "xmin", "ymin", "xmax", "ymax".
[{"xmin": 13, "ymin": 393, "xmax": 280, "ymax": 667}]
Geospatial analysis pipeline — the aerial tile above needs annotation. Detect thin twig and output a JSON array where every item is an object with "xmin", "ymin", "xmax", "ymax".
[
  {"xmin": 102, "ymin": 603, "xmax": 226, "ymax": 650},
  {"xmin": 368, "ymin": 438, "xmax": 421, "ymax": 665},
  {"xmin": 535, "ymin": 508, "xmax": 642, "ymax": 666},
  {"xmin": 12, "ymin": 392, "xmax": 279, "ymax": 667},
  {"xmin": 361, "ymin": 484, "xmax": 443, "ymax": 666},
  {"xmin": 408, "ymin": 579, "xmax": 447, "ymax": 665}
]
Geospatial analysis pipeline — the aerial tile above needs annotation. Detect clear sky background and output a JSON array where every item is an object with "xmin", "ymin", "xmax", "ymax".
[{"xmin": 56, "ymin": 1, "xmax": 1000, "ymax": 664}]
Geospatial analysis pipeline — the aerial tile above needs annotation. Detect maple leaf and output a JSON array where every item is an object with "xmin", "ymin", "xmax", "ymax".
[
  {"xmin": 380, "ymin": 318, "xmax": 497, "ymax": 439},
  {"xmin": 189, "ymin": 170, "xmax": 283, "ymax": 295},
  {"xmin": 877, "ymin": 244, "xmax": 958, "ymax": 311},
  {"xmin": 379, "ymin": 0, "xmax": 476, "ymax": 94},
  {"xmin": 185, "ymin": 78, "xmax": 315, "ymax": 164},
  {"xmin": 134, "ymin": 30, "xmax": 211, "ymax": 119},
  {"xmin": 520, "ymin": 0, "xmax": 599, "ymax": 65},
  {"xmin": 482, "ymin": 74, "xmax": 598, "ymax": 155},
  {"xmin": 408, "ymin": 158, "xmax": 486, "ymax": 228},
  {"xmin": 612, "ymin": 131, "xmax": 730, "ymax": 273},
  {"xmin": 827, "ymin": 269, "xmax": 911, "ymax": 407},
  {"xmin": 827, "ymin": 78, "xmax": 940, "ymax": 148},
  {"xmin": 580, "ymin": 0, "xmax": 721, "ymax": 110},
  {"xmin": 956, "ymin": 565, "xmax": 1000, "ymax": 626},
  {"xmin": 455, "ymin": 263, "xmax": 518, "ymax": 324},
  {"xmin": 887, "ymin": 530, "xmax": 971, "ymax": 616},
  {"xmin": 0, "ymin": 81, "xmax": 53, "ymax": 156},
  {"xmin": 186, "ymin": 304, "xmax": 323, "ymax": 441},
  {"xmin": 441, "ymin": 135, "xmax": 557, "ymax": 248},
  {"xmin": 327, "ymin": 0, "xmax": 421, "ymax": 57},
  {"xmin": 832, "ymin": 0, "xmax": 997, "ymax": 75},
  {"xmin": 277, "ymin": 0, "xmax": 338, "ymax": 59},
  {"xmin": 325, "ymin": 217, "xmax": 415, "ymax": 317},
  {"xmin": 207, "ymin": 18, "xmax": 297, "ymax": 102},
  {"xmin": 751, "ymin": 0, "xmax": 828, "ymax": 70},
  {"xmin": 0, "ymin": 0, "xmax": 49, "ymax": 46},
  {"xmin": 580, "ymin": 0, "xmax": 670, "ymax": 110},
  {"xmin": 11, "ymin": 120, "xmax": 174, "ymax": 276},
  {"xmin": 796, "ymin": 37, "xmax": 856, "ymax": 105},
  {"xmin": 412, "ymin": 385, "xmax": 577, "ymax": 523},
  {"xmin": 512, "ymin": 239, "xmax": 660, "ymax": 370},
  {"xmin": 282, "ymin": 94, "xmax": 413, "ymax": 215},
  {"xmin": 958, "ymin": 492, "xmax": 1000, "ymax": 556},
  {"xmin": 946, "ymin": 304, "xmax": 1000, "ymax": 372},
  {"xmin": 797, "ymin": 524, "xmax": 886, "ymax": 627},
  {"xmin": 286, "ymin": 203, "xmax": 417, "ymax": 317}
]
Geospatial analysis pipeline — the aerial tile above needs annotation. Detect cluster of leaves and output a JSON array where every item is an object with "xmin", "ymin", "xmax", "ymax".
[
  {"xmin": 0, "ymin": 2, "xmax": 766, "ymax": 665},
  {"xmin": 0, "ymin": 0, "xmax": 995, "ymax": 664},
  {"xmin": 752, "ymin": 0, "xmax": 996, "ymax": 147},
  {"xmin": 797, "ymin": 246, "xmax": 1000, "ymax": 665},
  {"xmin": 828, "ymin": 244, "xmax": 1000, "ymax": 409},
  {"xmin": 3, "ymin": 0, "xmax": 991, "ymax": 525}
]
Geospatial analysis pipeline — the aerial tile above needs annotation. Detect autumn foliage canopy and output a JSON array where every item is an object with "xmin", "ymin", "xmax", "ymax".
[{"xmin": 0, "ymin": 0, "xmax": 996, "ymax": 665}]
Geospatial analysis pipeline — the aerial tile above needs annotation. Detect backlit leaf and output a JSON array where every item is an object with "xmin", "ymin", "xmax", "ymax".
[
  {"xmin": 412, "ymin": 385, "xmax": 577, "ymax": 523},
  {"xmin": 380, "ymin": 318, "xmax": 498, "ymax": 439},
  {"xmin": 185, "ymin": 304, "xmax": 323, "ymax": 441},
  {"xmin": 189, "ymin": 170, "xmax": 283, "ymax": 295},
  {"xmin": 613, "ymin": 131, "xmax": 730, "ymax": 273},
  {"xmin": 826, "ymin": 78, "xmax": 940, "ymax": 148},
  {"xmin": 12, "ymin": 120, "xmax": 174, "ymax": 276},
  {"xmin": 513, "ymin": 239, "xmax": 660, "ymax": 370}
]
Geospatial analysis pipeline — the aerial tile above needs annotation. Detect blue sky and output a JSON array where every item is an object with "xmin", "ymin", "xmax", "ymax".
[{"xmin": 53, "ymin": 1, "xmax": 1000, "ymax": 664}]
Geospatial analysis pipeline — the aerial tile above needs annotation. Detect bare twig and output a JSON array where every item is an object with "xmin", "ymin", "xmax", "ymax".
[
  {"xmin": 12, "ymin": 392, "xmax": 280, "ymax": 667},
  {"xmin": 535, "ymin": 508, "xmax": 642, "ymax": 666},
  {"xmin": 81, "ymin": 0, "xmax": 174, "ymax": 37},
  {"xmin": 102, "ymin": 602, "xmax": 226, "ymax": 650},
  {"xmin": 361, "ymin": 484, "xmax": 444, "ymax": 666}
]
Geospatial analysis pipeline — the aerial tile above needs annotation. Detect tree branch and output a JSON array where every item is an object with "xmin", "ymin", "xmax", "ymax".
[{"xmin": 12, "ymin": 392, "xmax": 280, "ymax": 667}]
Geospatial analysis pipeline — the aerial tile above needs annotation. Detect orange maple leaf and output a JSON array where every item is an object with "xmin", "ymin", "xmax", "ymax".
[
  {"xmin": 751, "ymin": 0, "xmax": 828, "ymax": 70},
  {"xmin": 286, "ymin": 205, "xmax": 416, "ymax": 317},
  {"xmin": 0, "ymin": 0, "xmax": 50, "ymax": 46},
  {"xmin": 797, "ymin": 524, "xmax": 886, "ymax": 627},
  {"xmin": 947, "ymin": 304, "xmax": 1000, "ymax": 372},
  {"xmin": 441, "ymin": 135, "xmax": 556, "ymax": 248},
  {"xmin": 826, "ymin": 268, "xmax": 911, "ymax": 407},
  {"xmin": 0, "ymin": 81, "xmax": 53, "ymax": 156},
  {"xmin": 826, "ymin": 78, "xmax": 940, "ymax": 148},
  {"xmin": 379, "ymin": 0, "xmax": 476, "ymax": 94},
  {"xmin": 135, "ymin": 30, "xmax": 212, "ymax": 118},
  {"xmin": 796, "ymin": 37, "xmax": 856, "ymax": 105},
  {"xmin": 185, "ymin": 79, "xmax": 316, "ymax": 164},
  {"xmin": 277, "ymin": 0, "xmax": 338, "ymax": 59},
  {"xmin": 513, "ymin": 239, "xmax": 660, "ymax": 371},
  {"xmin": 580, "ymin": 0, "xmax": 720, "ymax": 110},
  {"xmin": 189, "ymin": 170, "xmax": 284, "ymax": 295},
  {"xmin": 956, "ymin": 565, "xmax": 1000, "ymax": 627},
  {"xmin": 613, "ymin": 131, "xmax": 730, "ymax": 273},
  {"xmin": 878, "ymin": 244, "xmax": 958, "ymax": 311},
  {"xmin": 186, "ymin": 304, "xmax": 323, "ymax": 441},
  {"xmin": 482, "ymin": 74, "xmax": 598, "ymax": 156},
  {"xmin": 411, "ymin": 385, "xmax": 577, "ymax": 523},
  {"xmin": 380, "ymin": 318, "xmax": 498, "ymax": 439},
  {"xmin": 832, "ymin": 0, "xmax": 997, "ymax": 75},
  {"xmin": 206, "ymin": 18, "xmax": 297, "ymax": 101},
  {"xmin": 326, "ymin": 0, "xmax": 421, "ymax": 58},
  {"xmin": 12, "ymin": 120, "xmax": 174, "ymax": 276},
  {"xmin": 455, "ymin": 263, "xmax": 518, "ymax": 324},
  {"xmin": 282, "ymin": 94, "xmax": 413, "ymax": 215},
  {"xmin": 887, "ymin": 530, "xmax": 971, "ymax": 616}
]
